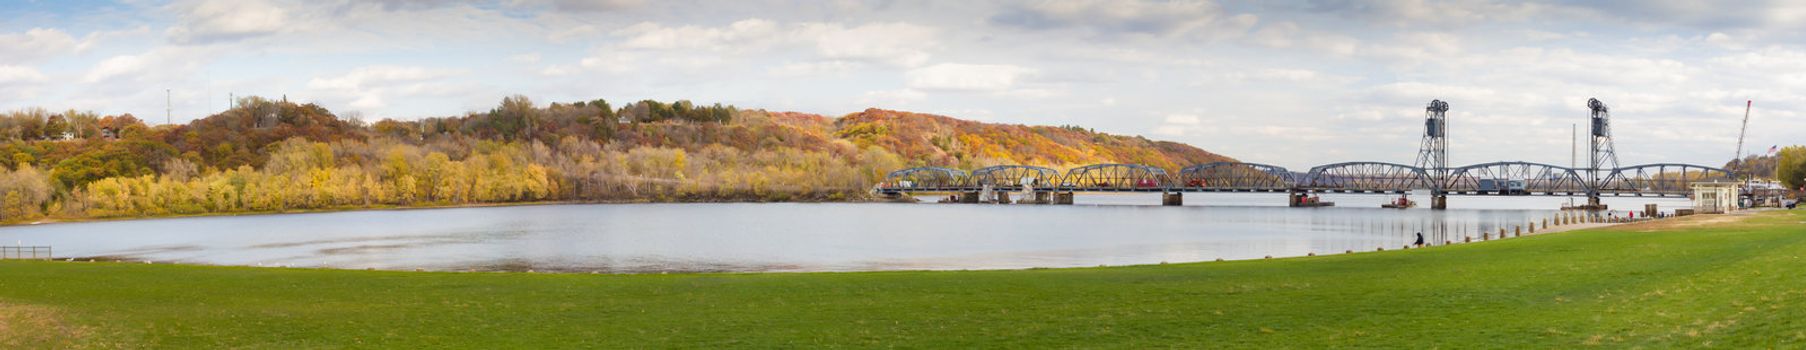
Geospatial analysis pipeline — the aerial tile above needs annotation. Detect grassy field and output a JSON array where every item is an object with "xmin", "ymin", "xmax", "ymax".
[{"xmin": 2, "ymin": 210, "xmax": 1803, "ymax": 348}]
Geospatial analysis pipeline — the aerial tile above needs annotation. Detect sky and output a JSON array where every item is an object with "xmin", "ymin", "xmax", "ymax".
[{"xmin": 1, "ymin": 0, "xmax": 1802, "ymax": 170}]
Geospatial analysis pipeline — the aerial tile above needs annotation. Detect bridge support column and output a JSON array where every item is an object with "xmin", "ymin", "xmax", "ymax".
[
  {"xmin": 1032, "ymin": 191, "xmax": 1051, "ymax": 204},
  {"xmin": 1583, "ymin": 195, "xmax": 1608, "ymax": 211},
  {"xmin": 1430, "ymin": 192, "xmax": 1447, "ymax": 210},
  {"xmin": 995, "ymin": 191, "xmax": 1011, "ymax": 204},
  {"xmin": 960, "ymin": 191, "xmax": 980, "ymax": 204},
  {"xmin": 1162, "ymin": 192, "xmax": 1183, "ymax": 206},
  {"xmin": 1054, "ymin": 192, "xmax": 1074, "ymax": 205}
]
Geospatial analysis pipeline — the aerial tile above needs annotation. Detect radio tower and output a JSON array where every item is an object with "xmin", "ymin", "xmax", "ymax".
[
  {"xmin": 1416, "ymin": 99, "xmax": 1450, "ymax": 209},
  {"xmin": 1586, "ymin": 98, "xmax": 1619, "ymax": 208}
]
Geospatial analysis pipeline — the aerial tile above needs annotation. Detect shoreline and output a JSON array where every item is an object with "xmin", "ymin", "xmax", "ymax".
[
  {"xmin": 1, "ymin": 211, "xmax": 1788, "ymax": 348},
  {"xmin": 4, "ymin": 196, "xmax": 886, "ymax": 228},
  {"xmin": 29, "ymin": 210, "xmax": 1655, "ymax": 275}
]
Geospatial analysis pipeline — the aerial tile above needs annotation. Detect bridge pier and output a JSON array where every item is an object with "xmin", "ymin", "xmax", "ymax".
[
  {"xmin": 1431, "ymin": 193, "xmax": 1447, "ymax": 210},
  {"xmin": 1054, "ymin": 192, "xmax": 1074, "ymax": 205},
  {"xmin": 1162, "ymin": 192, "xmax": 1183, "ymax": 206},
  {"xmin": 994, "ymin": 191, "xmax": 1011, "ymax": 204},
  {"xmin": 960, "ymin": 191, "xmax": 980, "ymax": 204},
  {"xmin": 1027, "ymin": 191, "xmax": 1051, "ymax": 204}
]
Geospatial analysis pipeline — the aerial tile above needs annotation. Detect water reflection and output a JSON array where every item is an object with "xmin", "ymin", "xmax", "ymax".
[{"xmin": 0, "ymin": 193, "xmax": 1689, "ymax": 273}]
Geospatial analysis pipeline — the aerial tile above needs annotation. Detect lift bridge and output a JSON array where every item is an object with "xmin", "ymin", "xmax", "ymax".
[{"xmin": 875, "ymin": 98, "xmax": 1735, "ymax": 209}]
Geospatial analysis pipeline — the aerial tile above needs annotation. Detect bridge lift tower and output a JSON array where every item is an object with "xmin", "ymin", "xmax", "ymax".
[
  {"xmin": 1416, "ymin": 99, "xmax": 1451, "ymax": 209},
  {"xmin": 1586, "ymin": 98, "xmax": 1619, "ymax": 208}
]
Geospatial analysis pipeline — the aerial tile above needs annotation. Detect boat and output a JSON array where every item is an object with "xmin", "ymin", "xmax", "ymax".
[
  {"xmin": 1290, "ymin": 194, "xmax": 1335, "ymax": 207},
  {"xmin": 1381, "ymin": 201, "xmax": 1415, "ymax": 209}
]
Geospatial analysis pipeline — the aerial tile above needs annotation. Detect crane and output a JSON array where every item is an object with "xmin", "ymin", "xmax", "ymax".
[{"xmin": 1733, "ymin": 100, "xmax": 1752, "ymax": 178}]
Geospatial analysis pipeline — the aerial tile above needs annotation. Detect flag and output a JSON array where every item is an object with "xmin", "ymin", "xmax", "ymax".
[{"xmin": 1770, "ymin": 145, "xmax": 1780, "ymax": 155}]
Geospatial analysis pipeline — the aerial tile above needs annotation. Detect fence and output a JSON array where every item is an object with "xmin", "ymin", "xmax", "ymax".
[{"xmin": 0, "ymin": 246, "xmax": 51, "ymax": 260}]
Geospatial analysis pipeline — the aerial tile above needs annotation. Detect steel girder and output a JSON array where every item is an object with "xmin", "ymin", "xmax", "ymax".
[
  {"xmin": 1305, "ymin": 162, "xmax": 1434, "ymax": 192},
  {"xmin": 1062, "ymin": 163, "xmax": 1170, "ymax": 189},
  {"xmin": 970, "ymin": 165, "xmax": 1062, "ymax": 188},
  {"xmin": 1176, "ymin": 162, "xmax": 1299, "ymax": 190},
  {"xmin": 881, "ymin": 166, "xmax": 968, "ymax": 189},
  {"xmin": 1596, "ymin": 163, "xmax": 1734, "ymax": 195},
  {"xmin": 1444, "ymin": 161, "xmax": 1590, "ymax": 194}
]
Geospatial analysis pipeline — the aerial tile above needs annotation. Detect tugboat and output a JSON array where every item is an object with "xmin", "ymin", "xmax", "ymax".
[
  {"xmin": 1381, "ymin": 194, "xmax": 1415, "ymax": 209},
  {"xmin": 1290, "ymin": 193, "xmax": 1335, "ymax": 207}
]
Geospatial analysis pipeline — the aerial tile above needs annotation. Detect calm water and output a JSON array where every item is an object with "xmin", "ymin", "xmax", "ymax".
[{"xmin": 0, "ymin": 193, "xmax": 1689, "ymax": 272}]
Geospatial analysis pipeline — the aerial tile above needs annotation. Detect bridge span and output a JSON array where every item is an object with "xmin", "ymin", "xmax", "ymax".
[{"xmin": 874, "ymin": 99, "xmax": 1736, "ymax": 209}]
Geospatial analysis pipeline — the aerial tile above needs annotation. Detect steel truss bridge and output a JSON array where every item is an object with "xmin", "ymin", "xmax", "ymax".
[
  {"xmin": 877, "ymin": 161, "xmax": 1731, "ymax": 196},
  {"xmin": 875, "ymin": 98, "xmax": 1736, "ymax": 208}
]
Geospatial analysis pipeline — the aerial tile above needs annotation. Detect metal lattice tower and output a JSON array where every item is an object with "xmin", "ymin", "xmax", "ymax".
[
  {"xmin": 1587, "ymin": 98, "xmax": 1619, "ymax": 184},
  {"xmin": 1415, "ymin": 99, "xmax": 1450, "ymax": 182}
]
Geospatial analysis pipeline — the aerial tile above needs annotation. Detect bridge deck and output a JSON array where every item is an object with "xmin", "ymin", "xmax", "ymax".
[{"xmin": 877, "ymin": 187, "xmax": 1690, "ymax": 198}]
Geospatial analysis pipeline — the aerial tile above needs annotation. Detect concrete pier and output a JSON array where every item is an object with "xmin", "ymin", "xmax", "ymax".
[
  {"xmin": 1054, "ymin": 192, "xmax": 1074, "ymax": 205},
  {"xmin": 1162, "ymin": 192, "xmax": 1183, "ymax": 206}
]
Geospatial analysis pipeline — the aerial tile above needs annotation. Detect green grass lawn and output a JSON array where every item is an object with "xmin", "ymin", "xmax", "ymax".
[{"xmin": 3, "ymin": 210, "xmax": 1803, "ymax": 349}]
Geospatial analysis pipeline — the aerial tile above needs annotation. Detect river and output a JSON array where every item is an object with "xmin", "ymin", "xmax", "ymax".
[{"xmin": 0, "ymin": 193, "xmax": 1688, "ymax": 272}]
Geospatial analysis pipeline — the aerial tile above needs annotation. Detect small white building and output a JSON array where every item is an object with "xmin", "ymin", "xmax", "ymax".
[{"xmin": 1690, "ymin": 182, "xmax": 1739, "ymax": 214}]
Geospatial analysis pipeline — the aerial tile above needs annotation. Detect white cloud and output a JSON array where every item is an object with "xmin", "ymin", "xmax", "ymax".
[
  {"xmin": 165, "ymin": 0, "xmax": 292, "ymax": 44},
  {"xmin": 801, "ymin": 22, "xmax": 938, "ymax": 67},
  {"xmin": 1248, "ymin": 22, "xmax": 1359, "ymax": 56},
  {"xmin": 0, "ymin": 65, "xmax": 49, "ymax": 100},
  {"xmin": 614, "ymin": 19, "xmax": 782, "ymax": 51},
  {"xmin": 611, "ymin": 19, "xmax": 938, "ymax": 67},
  {"xmin": 509, "ymin": 0, "xmax": 644, "ymax": 12},
  {"xmin": 991, "ymin": 0, "xmax": 1257, "ymax": 39},
  {"xmin": 905, "ymin": 63, "xmax": 1036, "ymax": 91},
  {"xmin": 577, "ymin": 50, "xmax": 636, "ymax": 73},
  {"xmin": 510, "ymin": 52, "xmax": 542, "ymax": 64},
  {"xmin": 1303, "ymin": 0, "xmax": 1547, "ymax": 27},
  {"xmin": 306, "ymin": 66, "xmax": 465, "ymax": 110},
  {"xmin": 1164, "ymin": 114, "xmax": 1201, "ymax": 125},
  {"xmin": 767, "ymin": 60, "xmax": 858, "ymax": 78},
  {"xmin": 0, "ymin": 28, "xmax": 89, "ymax": 63},
  {"xmin": 859, "ymin": 88, "xmax": 926, "ymax": 107},
  {"xmin": 84, "ymin": 54, "xmax": 149, "ymax": 83}
]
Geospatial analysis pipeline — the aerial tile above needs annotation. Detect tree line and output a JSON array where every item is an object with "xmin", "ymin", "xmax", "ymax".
[
  {"xmin": 0, "ymin": 95, "xmax": 902, "ymax": 223},
  {"xmin": 0, "ymin": 94, "xmax": 1240, "ymax": 223}
]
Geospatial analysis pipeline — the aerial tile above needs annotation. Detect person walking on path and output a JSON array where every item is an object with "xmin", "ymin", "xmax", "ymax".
[{"xmin": 1414, "ymin": 232, "xmax": 1426, "ymax": 247}]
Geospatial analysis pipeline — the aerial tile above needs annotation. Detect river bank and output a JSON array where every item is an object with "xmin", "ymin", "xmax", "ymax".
[
  {"xmin": 1, "ymin": 210, "xmax": 1796, "ymax": 348},
  {"xmin": 2, "ymin": 196, "xmax": 887, "ymax": 228}
]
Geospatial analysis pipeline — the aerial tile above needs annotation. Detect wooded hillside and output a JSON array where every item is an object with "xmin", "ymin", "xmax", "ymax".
[{"xmin": 0, "ymin": 96, "xmax": 1232, "ymax": 222}]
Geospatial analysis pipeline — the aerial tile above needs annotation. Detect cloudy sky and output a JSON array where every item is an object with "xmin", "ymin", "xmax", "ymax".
[{"xmin": 2, "ymin": 0, "xmax": 1802, "ymax": 169}]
